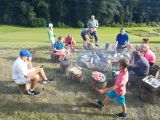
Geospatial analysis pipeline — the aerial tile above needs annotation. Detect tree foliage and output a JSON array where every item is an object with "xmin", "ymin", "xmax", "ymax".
[{"xmin": 0, "ymin": 0, "xmax": 160, "ymax": 27}]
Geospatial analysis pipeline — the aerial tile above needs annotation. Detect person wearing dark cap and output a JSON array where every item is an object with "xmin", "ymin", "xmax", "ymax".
[
  {"xmin": 114, "ymin": 28, "xmax": 131, "ymax": 54},
  {"xmin": 12, "ymin": 50, "xmax": 51, "ymax": 96}
]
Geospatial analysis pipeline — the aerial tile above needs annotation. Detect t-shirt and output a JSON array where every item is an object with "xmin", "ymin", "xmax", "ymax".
[
  {"xmin": 81, "ymin": 28, "xmax": 89, "ymax": 36},
  {"xmin": 54, "ymin": 41, "xmax": 64, "ymax": 50},
  {"xmin": 87, "ymin": 19, "xmax": 98, "ymax": 31},
  {"xmin": 116, "ymin": 33, "xmax": 129, "ymax": 46},
  {"xmin": 65, "ymin": 36, "xmax": 73, "ymax": 44},
  {"xmin": 134, "ymin": 57, "xmax": 150, "ymax": 76},
  {"xmin": 143, "ymin": 50, "xmax": 156, "ymax": 64},
  {"xmin": 12, "ymin": 57, "xmax": 30, "ymax": 80},
  {"xmin": 48, "ymin": 28, "xmax": 55, "ymax": 45},
  {"xmin": 114, "ymin": 70, "xmax": 128, "ymax": 96}
]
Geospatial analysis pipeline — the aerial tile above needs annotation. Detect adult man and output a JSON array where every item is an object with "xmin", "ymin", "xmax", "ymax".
[
  {"xmin": 53, "ymin": 36, "xmax": 69, "ymax": 62},
  {"xmin": 114, "ymin": 28, "xmax": 131, "ymax": 53},
  {"xmin": 65, "ymin": 35, "xmax": 76, "ymax": 51},
  {"xmin": 140, "ymin": 44, "xmax": 156, "ymax": 66},
  {"xmin": 87, "ymin": 15, "xmax": 99, "ymax": 46},
  {"xmin": 48, "ymin": 23, "xmax": 55, "ymax": 49},
  {"xmin": 12, "ymin": 50, "xmax": 49, "ymax": 96},
  {"xmin": 81, "ymin": 27, "xmax": 94, "ymax": 49}
]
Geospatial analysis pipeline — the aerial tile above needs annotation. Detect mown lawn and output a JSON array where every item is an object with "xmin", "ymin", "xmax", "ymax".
[{"xmin": 0, "ymin": 25, "xmax": 160, "ymax": 120}]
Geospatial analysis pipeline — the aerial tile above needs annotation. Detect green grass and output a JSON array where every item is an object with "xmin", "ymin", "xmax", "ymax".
[{"xmin": 0, "ymin": 25, "xmax": 160, "ymax": 120}]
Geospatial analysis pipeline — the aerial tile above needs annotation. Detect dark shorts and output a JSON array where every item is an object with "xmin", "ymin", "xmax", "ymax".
[{"xmin": 81, "ymin": 34, "xmax": 87, "ymax": 41}]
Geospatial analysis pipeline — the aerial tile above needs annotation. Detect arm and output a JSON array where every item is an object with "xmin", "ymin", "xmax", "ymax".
[
  {"xmin": 97, "ymin": 83, "xmax": 119, "ymax": 94},
  {"xmin": 27, "ymin": 57, "xmax": 33, "ymax": 69}
]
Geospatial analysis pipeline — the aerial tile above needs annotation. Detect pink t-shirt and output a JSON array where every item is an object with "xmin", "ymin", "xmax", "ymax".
[
  {"xmin": 143, "ymin": 50, "xmax": 156, "ymax": 63},
  {"xmin": 114, "ymin": 70, "xmax": 128, "ymax": 96}
]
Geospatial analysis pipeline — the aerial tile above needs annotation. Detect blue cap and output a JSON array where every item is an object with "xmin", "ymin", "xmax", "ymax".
[{"xmin": 19, "ymin": 49, "xmax": 32, "ymax": 57}]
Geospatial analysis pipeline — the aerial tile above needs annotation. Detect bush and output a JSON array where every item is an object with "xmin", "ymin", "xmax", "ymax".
[
  {"xmin": 76, "ymin": 20, "xmax": 84, "ymax": 28},
  {"xmin": 29, "ymin": 18, "xmax": 47, "ymax": 27},
  {"xmin": 57, "ymin": 22, "xmax": 68, "ymax": 28}
]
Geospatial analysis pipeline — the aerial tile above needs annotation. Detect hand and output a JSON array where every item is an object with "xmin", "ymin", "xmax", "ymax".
[
  {"xmin": 97, "ymin": 89, "xmax": 107, "ymax": 94},
  {"xmin": 28, "ymin": 57, "xmax": 32, "ymax": 62}
]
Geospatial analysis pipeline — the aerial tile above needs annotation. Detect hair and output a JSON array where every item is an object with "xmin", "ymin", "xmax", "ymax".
[
  {"xmin": 120, "ymin": 27, "xmax": 125, "ymax": 31},
  {"xmin": 132, "ymin": 51, "xmax": 141, "ymax": 61},
  {"xmin": 58, "ymin": 36, "xmax": 63, "ymax": 40},
  {"xmin": 142, "ymin": 38, "xmax": 149, "ymax": 44},
  {"xmin": 118, "ymin": 58, "xmax": 128, "ymax": 68},
  {"xmin": 140, "ymin": 44, "xmax": 149, "ymax": 51}
]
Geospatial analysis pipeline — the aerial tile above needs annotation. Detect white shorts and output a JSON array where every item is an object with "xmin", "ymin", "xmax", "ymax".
[
  {"xmin": 14, "ymin": 68, "xmax": 35, "ymax": 85},
  {"xmin": 14, "ymin": 77, "xmax": 31, "ymax": 85}
]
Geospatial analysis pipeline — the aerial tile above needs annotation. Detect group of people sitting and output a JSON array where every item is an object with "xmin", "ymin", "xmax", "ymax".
[{"xmin": 11, "ymin": 19, "xmax": 157, "ymax": 118}]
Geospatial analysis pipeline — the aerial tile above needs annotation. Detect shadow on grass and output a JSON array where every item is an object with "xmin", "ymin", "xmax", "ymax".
[
  {"xmin": 0, "ymin": 80, "xmax": 18, "ymax": 94},
  {"xmin": 0, "ymin": 100, "xmax": 114, "ymax": 117}
]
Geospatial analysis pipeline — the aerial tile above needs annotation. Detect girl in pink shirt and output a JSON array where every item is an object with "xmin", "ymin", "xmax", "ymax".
[{"xmin": 96, "ymin": 59, "xmax": 129, "ymax": 118}]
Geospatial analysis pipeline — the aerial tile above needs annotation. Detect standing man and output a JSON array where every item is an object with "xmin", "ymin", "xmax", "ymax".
[
  {"xmin": 87, "ymin": 15, "xmax": 99, "ymax": 46},
  {"xmin": 48, "ymin": 23, "xmax": 55, "ymax": 49},
  {"xmin": 114, "ymin": 28, "xmax": 131, "ymax": 54}
]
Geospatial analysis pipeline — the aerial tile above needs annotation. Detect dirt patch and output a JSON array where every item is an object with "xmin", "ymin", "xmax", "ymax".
[{"xmin": 126, "ymin": 30, "xmax": 159, "ymax": 37}]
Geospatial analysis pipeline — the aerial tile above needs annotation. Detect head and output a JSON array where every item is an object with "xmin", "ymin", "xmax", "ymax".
[
  {"xmin": 118, "ymin": 59, "xmax": 128, "ymax": 70},
  {"xmin": 58, "ymin": 36, "xmax": 64, "ymax": 42},
  {"xmin": 132, "ymin": 51, "xmax": 141, "ymax": 61},
  {"xmin": 140, "ymin": 44, "xmax": 149, "ymax": 53},
  {"xmin": 88, "ymin": 27, "xmax": 93, "ymax": 33},
  {"xmin": 19, "ymin": 49, "xmax": 32, "ymax": 61},
  {"xmin": 91, "ymin": 15, "xmax": 95, "ymax": 20},
  {"xmin": 68, "ymin": 35, "xmax": 72, "ymax": 38},
  {"xmin": 120, "ymin": 27, "xmax": 125, "ymax": 35},
  {"xmin": 142, "ymin": 38, "xmax": 149, "ymax": 45},
  {"xmin": 49, "ymin": 23, "xmax": 53, "ymax": 28}
]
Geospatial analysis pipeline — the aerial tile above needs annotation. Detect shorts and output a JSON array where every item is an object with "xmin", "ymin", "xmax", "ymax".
[
  {"xmin": 106, "ymin": 90, "xmax": 125, "ymax": 105},
  {"xmin": 81, "ymin": 34, "xmax": 87, "ymax": 41},
  {"xmin": 14, "ymin": 77, "xmax": 31, "ymax": 85},
  {"xmin": 14, "ymin": 68, "xmax": 35, "ymax": 85}
]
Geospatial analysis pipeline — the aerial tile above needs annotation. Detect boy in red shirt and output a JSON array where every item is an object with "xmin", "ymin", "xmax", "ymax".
[
  {"xmin": 96, "ymin": 59, "xmax": 129, "ymax": 118},
  {"xmin": 65, "ymin": 35, "xmax": 76, "ymax": 51}
]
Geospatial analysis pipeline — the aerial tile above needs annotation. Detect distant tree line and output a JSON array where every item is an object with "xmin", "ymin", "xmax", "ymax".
[{"xmin": 0, "ymin": 0, "xmax": 160, "ymax": 27}]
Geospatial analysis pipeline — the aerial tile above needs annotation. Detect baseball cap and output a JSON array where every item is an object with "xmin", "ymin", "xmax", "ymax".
[{"xmin": 19, "ymin": 49, "xmax": 32, "ymax": 57}]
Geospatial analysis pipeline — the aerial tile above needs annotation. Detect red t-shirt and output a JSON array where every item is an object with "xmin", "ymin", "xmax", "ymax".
[
  {"xmin": 114, "ymin": 70, "xmax": 128, "ymax": 96},
  {"xmin": 65, "ymin": 36, "xmax": 73, "ymax": 44},
  {"xmin": 143, "ymin": 50, "xmax": 156, "ymax": 64}
]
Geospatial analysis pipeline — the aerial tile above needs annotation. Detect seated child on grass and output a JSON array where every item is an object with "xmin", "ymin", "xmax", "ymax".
[
  {"xmin": 53, "ymin": 36, "xmax": 69, "ymax": 62},
  {"xmin": 96, "ymin": 58, "xmax": 129, "ymax": 118}
]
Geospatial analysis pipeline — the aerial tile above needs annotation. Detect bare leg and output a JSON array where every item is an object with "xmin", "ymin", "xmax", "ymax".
[
  {"xmin": 38, "ymin": 68, "xmax": 48, "ymax": 81},
  {"xmin": 122, "ymin": 104, "xmax": 126, "ymax": 113},
  {"xmin": 29, "ymin": 74, "xmax": 39, "ymax": 89},
  {"xmin": 103, "ymin": 96, "xmax": 110, "ymax": 106}
]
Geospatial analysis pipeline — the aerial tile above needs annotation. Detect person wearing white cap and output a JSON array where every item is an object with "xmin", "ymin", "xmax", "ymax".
[{"xmin": 48, "ymin": 23, "xmax": 55, "ymax": 49}]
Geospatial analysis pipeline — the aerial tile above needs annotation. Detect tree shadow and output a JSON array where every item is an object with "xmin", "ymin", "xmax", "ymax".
[
  {"xmin": 0, "ymin": 100, "xmax": 114, "ymax": 117},
  {"xmin": 0, "ymin": 80, "xmax": 18, "ymax": 94}
]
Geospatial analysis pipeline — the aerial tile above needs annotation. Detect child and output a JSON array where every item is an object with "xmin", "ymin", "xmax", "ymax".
[
  {"xmin": 96, "ymin": 58, "xmax": 129, "ymax": 118},
  {"xmin": 65, "ymin": 35, "xmax": 76, "ymax": 51}
]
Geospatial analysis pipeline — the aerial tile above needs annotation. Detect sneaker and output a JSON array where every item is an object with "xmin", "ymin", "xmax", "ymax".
[
  {"xmin": 96, "ymin": 100, "xmax": 104, "ymax": 109},
  {"xmin": 116, "ymin": 112, "xmax": 127, "ymax": 118},
  {"xmin": 42, "ymin": 80, "xmax": 47, "ymax": 84},
  {"xmin": 48, "ymin": 78, "xmax": 55, "ymax": 82},
  {"xmin": 63, "ymin": 57, "xmax": 68, "ymax": 61},
  {"xmin": 28, "ymin": 89, "xmax": 40, "ymax": 96}
]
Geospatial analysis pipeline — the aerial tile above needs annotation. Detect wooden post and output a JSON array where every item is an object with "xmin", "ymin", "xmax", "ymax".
[
  {"xmin": 51, "ymin": 52, "xmax": 59, "ymax": 63},
  {"xmin": 60, "ymin": 61, "xmax": 70, "ymax": 73}
]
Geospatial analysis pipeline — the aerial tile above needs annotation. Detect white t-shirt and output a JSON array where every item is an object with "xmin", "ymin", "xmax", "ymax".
[{"xmin": 12, "ymin": 57, "xmax": 30, "ymax": 80}]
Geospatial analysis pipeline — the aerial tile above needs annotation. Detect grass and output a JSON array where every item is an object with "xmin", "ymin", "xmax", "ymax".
[{"xmin": 0, "ymin": 25, "xmax": 160, "ymax": 120}]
